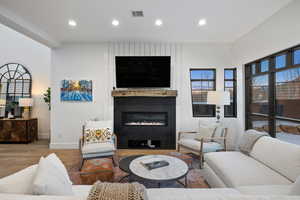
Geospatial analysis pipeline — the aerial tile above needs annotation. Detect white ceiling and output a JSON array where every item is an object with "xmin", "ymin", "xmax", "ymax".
[{"xmin": 0, "ymin": 0, "xmax": 293, "ymax": 47}]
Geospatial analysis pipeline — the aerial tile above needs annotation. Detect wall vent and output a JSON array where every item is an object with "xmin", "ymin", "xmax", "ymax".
[{"xmin": 131, "ymin": 11, "xmax": 144, "ymax": 17}]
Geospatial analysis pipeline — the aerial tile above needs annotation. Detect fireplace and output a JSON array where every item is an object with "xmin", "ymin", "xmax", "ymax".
[
  {"xmin": 122, "ymin": 112, "xmax": 168, "ymax": 126},
  {"xmin": 114, "ymin": 97, "xmax": 176, "ymax": 149}
]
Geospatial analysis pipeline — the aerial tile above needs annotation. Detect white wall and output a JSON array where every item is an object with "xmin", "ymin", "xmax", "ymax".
[
  {"xmin": 0, "ymin": 24, "xmax": 51, "ymax": 139},
  {"xmin": 50, "ymin": 0, "xmax": 300, "ymax": 149},
  {"xmin": 231, "ymin": 0, "xmax": 300, "ymax": 143},
  {"xmin": 50, "ymin": 42, "xmax": 240, "ymax": 149}
]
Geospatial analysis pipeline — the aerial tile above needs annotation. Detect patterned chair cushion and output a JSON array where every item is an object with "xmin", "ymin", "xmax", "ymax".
[{"xmin": 84, "ymin": 128, "xmax": 113, "ymax": 145}]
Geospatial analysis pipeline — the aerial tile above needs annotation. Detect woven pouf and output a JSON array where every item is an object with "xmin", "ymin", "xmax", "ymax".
[{"xmin": 80, "ymin": 158, "xmax": 114, "ymax": 184}]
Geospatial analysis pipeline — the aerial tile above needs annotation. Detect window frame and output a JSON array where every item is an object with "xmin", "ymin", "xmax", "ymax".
[
  {"xmin": 224, "ymin": 68, "xmax": 237, "ymax": 118},
  {"xmin": 245, "ymin": 44, "xmax": 300, "ymax": 138},
  {"xmin": 190, "ymin": 68, "xmax": 216, "ymax": 117}
]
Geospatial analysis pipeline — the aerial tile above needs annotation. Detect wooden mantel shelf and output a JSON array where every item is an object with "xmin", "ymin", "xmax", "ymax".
[{"xmin": 111, "ymin": 89, "xmax": 177, "ymax": 97}]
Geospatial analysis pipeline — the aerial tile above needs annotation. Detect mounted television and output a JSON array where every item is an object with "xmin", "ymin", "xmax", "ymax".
[{"xmin": 116, "ymin": 56, "xmax": 171, "ymax": 88}]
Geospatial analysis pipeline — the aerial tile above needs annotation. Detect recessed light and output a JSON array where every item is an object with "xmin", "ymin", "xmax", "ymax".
[
  {"xmin": 155, "ymin": 19, "xmax": 163, "ymax": 26},
  {"xmin": 68, "ymin": 19, "xmax": 77, "ymax": 27},
  {"xmin": 198, "ymin": 18, "xmax": 207, "ymax": 26},
  {"xmin": 112, "ymin": 19, "xmax": 119, "ymax": 26}
]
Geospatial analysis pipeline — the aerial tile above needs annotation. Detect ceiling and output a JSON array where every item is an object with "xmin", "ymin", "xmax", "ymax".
[{"xmin": 0, "ymin": 0, "xmax": 293, "ymax": 47}]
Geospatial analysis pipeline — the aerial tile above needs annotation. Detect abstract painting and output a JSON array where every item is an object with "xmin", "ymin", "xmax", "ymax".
[{"xmin": 61, "ymin": 80, "xmax": 92, "ymax": 102}]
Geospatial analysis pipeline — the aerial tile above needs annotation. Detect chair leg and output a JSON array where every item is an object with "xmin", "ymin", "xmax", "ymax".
[
  {"xmin": 199, "ymin": 154, "xmax": 204, "ymax": 169},
  {"xmin": 79, "ymin": 158, "xmax": 85, "ymax": 171},
  {"xmin": 112, "ymin": 155, "xmax": 118, "ymax": 167}
]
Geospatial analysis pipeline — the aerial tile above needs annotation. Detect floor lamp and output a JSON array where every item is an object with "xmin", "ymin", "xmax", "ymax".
[{"xmin": 207, "ymin": 91, "xmax": 230, "ymax": 123}]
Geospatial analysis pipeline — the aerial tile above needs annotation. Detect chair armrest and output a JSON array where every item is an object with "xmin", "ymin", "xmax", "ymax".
[
  {"xmin": 200, "ymin": 137, "xmax": 226, "ymax": 140},
  {"xmin": 178, "ymin": 131, "xmax": 198, "ymax": 140},
  {"xmin": 79, "ymin": 136, "xmax": 84, "ymax": 152}
]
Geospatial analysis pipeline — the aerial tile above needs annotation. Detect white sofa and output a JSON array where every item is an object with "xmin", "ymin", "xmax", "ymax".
[
  {"xmin": 203, "ymin": 136, "xmax": 300, "ymax": 192},
  {"xmin": 0, "ymin": 186, "xmax": 298, "ymax": 200},
  {"xmin": 0, "ymin": 141, "xmax": 299, "ymax": 200}
]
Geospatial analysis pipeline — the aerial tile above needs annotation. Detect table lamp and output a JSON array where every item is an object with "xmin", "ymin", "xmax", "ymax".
[
  {"xmin": 19, "ymin": 98, "xmax": 33, "ymax": 119},
  {"xmin": 207, "ymin": 91, "xmax": 230, "ymax": 123},
  {"xmin": 0, "ymin": 99, "xmax": 6, "ymax": 107},
  {"xmin": 0, "ymin": 99, "xmax": 6, "ymax": 118}
]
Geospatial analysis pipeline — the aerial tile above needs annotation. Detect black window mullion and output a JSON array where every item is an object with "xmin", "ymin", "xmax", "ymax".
[{"xmin": 269, "ymin": 56, "xmax": 276, "ymax": 137}]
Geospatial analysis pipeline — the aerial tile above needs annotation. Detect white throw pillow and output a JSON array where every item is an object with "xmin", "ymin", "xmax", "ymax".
[
  {"xmin": 195, "ymin": 126, "xmax": 216, "ymax": 142},
  {"xmin": 46, "ymin": 153, "xmax": 72, "ymax": 184},
  {"xmin": 290, "ymin": 176, "xmax": 300, "ymax": 195},
  {"xmin": 0, "ymin": 164, "xmax": 37, "ymax": 194},
  {"xmin": 32, "ymin": 157, "xmax": 73, "ymax": 195}
]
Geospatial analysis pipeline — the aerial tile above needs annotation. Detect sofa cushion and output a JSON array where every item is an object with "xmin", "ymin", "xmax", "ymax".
[
  {"xmin": 0, "ymin": 164, "xmax": 37, "ymax": 194},
  {"xmin": 250, "ymin": 136, "xmax": 300, "ymax": 182},
  {"xmin": 147, "ymin": 188, "xmax": 240, "ymax": 200},
  {"xmin": 204, "ymin": 152, "xmax": 291, "ymax": 187},
  {"xmin": 290, "ymin": 176, "xmax": 300, "ymax": 195},
  {"xmin": 82, "ymin": 143, "xmax": 115, "ymax": 154},
  {"xmin": 178, "ymin": 138, "xmax": 223, "ymax": 153},
  {"xmin": 33, "ymin": 157, "xmax": 73, "ymax": 195},
  {"xmin": 46, "ymin": 153, "xmax": 72, "ymax": 184},
  {"xmin": 85, "ymin": 120, "xmax": 113, "ymax": 130},
  {"xmin": 236, "ymin": 185, "xmax": 291, "ymax": 195}
]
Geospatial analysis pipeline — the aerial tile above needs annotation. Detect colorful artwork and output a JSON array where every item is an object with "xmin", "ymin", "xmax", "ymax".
[{"xmin": 61, "ymin": 80, "xmax": 92, "ymax": 102}]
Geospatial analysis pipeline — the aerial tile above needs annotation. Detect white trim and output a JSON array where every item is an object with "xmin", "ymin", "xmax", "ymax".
[
  {"xmin": 50, "ymin": 142, "xmax": 78, "ymax": 149},
  {"xmin": 38, "ymin": 132, "xmax": 50, "ymax": 139}
]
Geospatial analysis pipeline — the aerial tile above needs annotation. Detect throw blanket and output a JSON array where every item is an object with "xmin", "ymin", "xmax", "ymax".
[
  {"xmin": 87, "ymin": 181, "xmax": 147, "ymax": 200},
  {"xmin": 239, "ymin": 129, "xmax": 269, "ymax": 154}
]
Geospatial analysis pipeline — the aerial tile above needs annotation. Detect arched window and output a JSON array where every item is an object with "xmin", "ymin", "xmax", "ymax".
[{"xmin": 0, "ymin": 63, "xmax": 32, "ymax": 117}]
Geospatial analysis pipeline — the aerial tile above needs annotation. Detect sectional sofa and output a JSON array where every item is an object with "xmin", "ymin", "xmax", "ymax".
[{"xmin": 0, "ymin": 135, "xmax": 299, "ymax": 200}]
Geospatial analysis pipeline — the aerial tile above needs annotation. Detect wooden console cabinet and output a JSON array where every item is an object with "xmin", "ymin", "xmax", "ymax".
[{"xmin": 0, "ymin": 118, "xmax": 38, "ymax": 143}]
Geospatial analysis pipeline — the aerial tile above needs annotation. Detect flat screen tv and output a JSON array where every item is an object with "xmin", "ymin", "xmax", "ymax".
[{"xmin": 116, "ymin": 56, "xmax": 171, "ymax": 88}]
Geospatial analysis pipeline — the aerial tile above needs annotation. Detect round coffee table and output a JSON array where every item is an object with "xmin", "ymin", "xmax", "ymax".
[
  {"xmin": 119, "ymin": 155, "xmax": 144, "ymax": 182},
  {"xmin": 129, "ymin": 155, "xmax": 189, "ymax": 187}
]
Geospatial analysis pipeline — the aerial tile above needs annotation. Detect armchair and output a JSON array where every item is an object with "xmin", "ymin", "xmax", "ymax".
[
  {"xmin": 79, "ymin": 120, "xmax": 117, "ymax": 170},
  {"xmin": 177, "ymin": 126, "xmax": 228, "ymax": 168}
]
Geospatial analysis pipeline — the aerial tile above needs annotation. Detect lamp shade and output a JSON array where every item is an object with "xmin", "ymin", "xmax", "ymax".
[
  {"xmin": 19, "ymin": 98, "xmax": 34, "ymax": 107},
  {"xmin": 0, "ymin": 99, "xmax": 6, "ymax": 107},
  {"xmin": 207, "ymin": 91, "xmax": 230, "ymax": 105}
]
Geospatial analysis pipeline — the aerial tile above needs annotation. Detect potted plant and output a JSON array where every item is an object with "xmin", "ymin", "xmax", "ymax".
[
  {"xmin": 43, "ymin": 87, "xmax": 51, "ymax": 110},
  {"xmin": 6, "ymin": 101, "xmax": 17, "ymax": 118}
]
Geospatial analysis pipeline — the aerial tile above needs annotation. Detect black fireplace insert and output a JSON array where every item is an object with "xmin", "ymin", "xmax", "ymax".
[{"xmin": 114, "ymin": 97, "xmax": 176, "ymax": 149}]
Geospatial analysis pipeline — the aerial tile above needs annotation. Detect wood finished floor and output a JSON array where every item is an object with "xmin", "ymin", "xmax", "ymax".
[{"xmin": 0, "ymin": 140, "xmax": 174, "ymax": 178}]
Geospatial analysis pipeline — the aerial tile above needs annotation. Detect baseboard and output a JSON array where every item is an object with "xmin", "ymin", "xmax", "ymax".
[
  {"xmin": 49, "ymin": 142, "xmax": 78, "ymax": 149},
  {"xmin": 38, "ymin": 132, "xmax": 50, "ymax": 139}
]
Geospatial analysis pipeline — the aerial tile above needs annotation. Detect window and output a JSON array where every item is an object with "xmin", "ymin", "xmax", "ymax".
[
  {"xmin": 260, "ymin": 60, "xmax": 269, "ymax": 72},
  {"xmin": 275, "ymin": 54, "xmax": 286, "ymax": 69},
  {"xmin": 251, "ymin": 64, "xmax": 256, "ymax": 75},
  {"xmin": 294, "ymin": 48, "xmax": 300, "ymax": 65},
  {"xmin": 190, "ymin": 69, "xmax": 216, "ymax": 117},
  {"xmin": 245, "ymin": 44, "xmax": 300, "ymax": 146},
  {"xmin": 224, "ymin": 68, "xmax": 237, "ymax": 117}
]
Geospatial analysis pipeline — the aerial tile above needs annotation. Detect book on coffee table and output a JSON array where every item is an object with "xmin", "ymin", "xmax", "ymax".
[{"xmin": 140, "ymin": 160, "xmax": 169, "ymax": 170}]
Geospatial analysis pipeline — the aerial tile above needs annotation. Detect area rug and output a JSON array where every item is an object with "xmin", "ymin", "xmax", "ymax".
[{"xmin": 68, "ymin": 154, "xmax": 209, "ymax": 188}]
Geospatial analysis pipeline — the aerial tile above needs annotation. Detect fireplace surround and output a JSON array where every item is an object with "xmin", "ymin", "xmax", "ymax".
[{"xmin": 114, "ymin": 96, "xmax": 176, "ymax": 149}]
